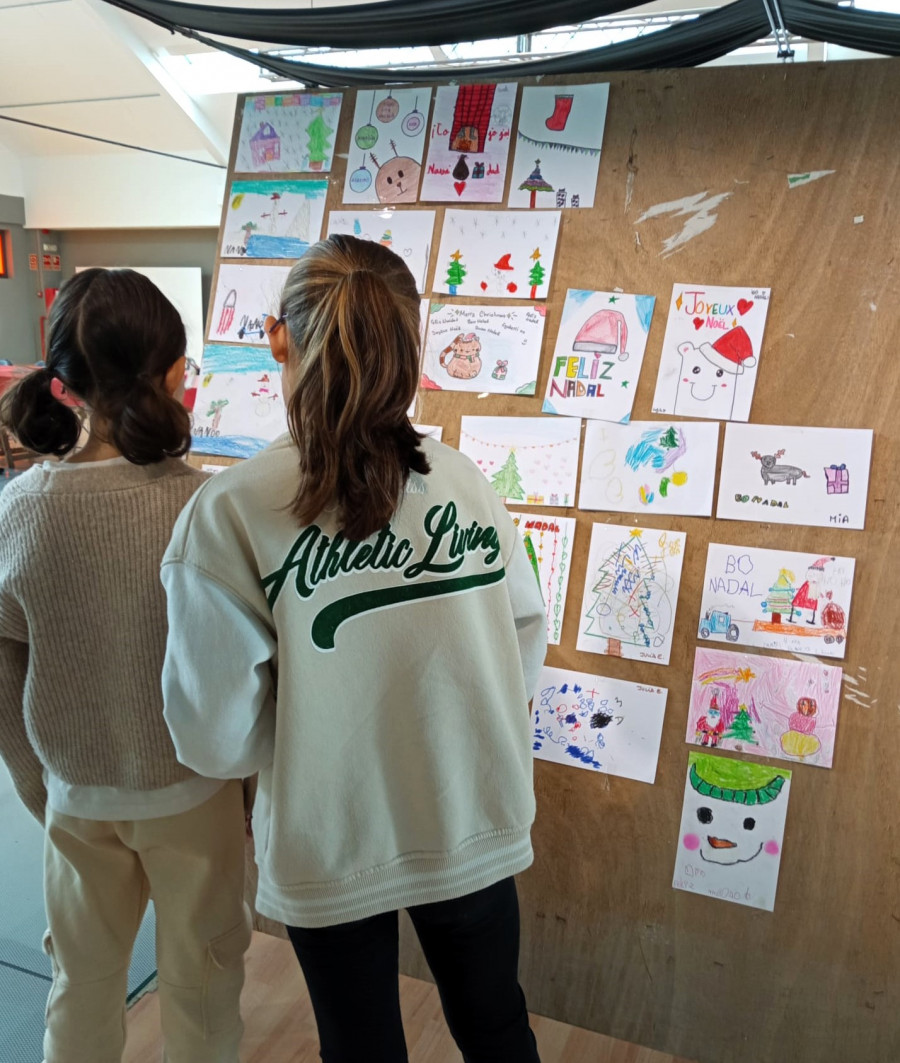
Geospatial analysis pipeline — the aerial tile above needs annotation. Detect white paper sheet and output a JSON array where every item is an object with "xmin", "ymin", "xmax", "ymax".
[
  {"xmin": 652, "ymin": 284, "xmax": 771, "ymax": 421},
  {"xmin": 508, "ymin": 83, "xmax": 609, "ymax": 210},
  {"xmin": 542, "ymin": 289, "xmax": 655, "ymax": 422},
  {"xmin": 458, "ymin": 416, "xmax": 581, "ymax": 508},
  {"xmin": 579, "ymin": 420, "xmax": 719, "ymax": 516},
  {"xmin": 433, "ymin": 210, "xmax": 561, "ymax": 300},
  {"xmin": 221, "ymin": 179, "xmax": 327, "ymax": 260},
  {"xmin": 698, "ymin": 544, "xmax": 855, "ymax": 659},
  {"xmin": 421, "ymin": 303, "xmax": 546, "ymax": 395},
  {"xmin": 208, "ymin": 264, "xmax": 291, "ymax": 347},
  {"xmin": 236, "ymin": 93, "xmax": 343, "ymax": 174},
  {"xmin": 420, "ymin": 83, "xmax": 517, "ymax": 203},
  {"xmin": 576, "ymin": 524, "xmax": 686, "ymax": 666},
  {"xmin": 716, "ymin": 423, "xmax": 873, "ymax": 530},
  {"xmin": 342, "ymin": 88, "xmax": 431, "ymax": 204},
  {"xmin": 673, "ymin": 751, "xmax": 792, "ymax": 912},
  {"xmin": 532, "ymin": 666, "xmax": 668, "ymax": 784},
  {"xmin": 326, "ymin": 209, "xmax": 436, "ymax": 294},
  {"xmin": 509, "ymin": 514, "xmax": 576, "ymax": 645}
]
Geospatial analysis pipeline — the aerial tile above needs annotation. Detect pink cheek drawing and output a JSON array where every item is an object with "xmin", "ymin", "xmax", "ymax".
[
  {"xmin": 764, "ymin": 840, "xmax": 780, "ymax": 856},
  {"xmin": 683, "ymin": 833, "xmax": 701, "ymax": 851},
  {"xmin": 683, "ymin": 377, "xmax": 690, "ymax": 383}
]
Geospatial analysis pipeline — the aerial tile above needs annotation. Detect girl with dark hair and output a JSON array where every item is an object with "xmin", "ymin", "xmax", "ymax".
[
  {"xmin": 0, "ymin": 268, "xmax": 249, "ymax": 1063},
  {"xmin": 162, "ymin": 235, "xmax": 547, "ymax": 1062}
]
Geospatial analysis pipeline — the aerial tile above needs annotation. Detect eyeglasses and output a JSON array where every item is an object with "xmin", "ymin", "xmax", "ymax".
[{"xmin": 267, "ymin": 315, "xmax": 285, "ymax": 335}]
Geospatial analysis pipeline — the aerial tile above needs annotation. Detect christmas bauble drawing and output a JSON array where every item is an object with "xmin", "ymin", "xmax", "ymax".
[
  {"xmin": 400, "ymin": 97, "xmax": 425, "ymax": 137},
  {"xmin": 376, "ymin": 92, "xmax": 399, "ymax": 123},
  {"xmin": 348, "ymin": 157, "xmax": 373, "ymax": 194}
]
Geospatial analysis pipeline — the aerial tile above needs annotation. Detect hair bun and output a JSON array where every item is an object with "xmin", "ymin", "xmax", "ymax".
[{"xmin": 0, "ymin": 367, "xmax": 81, "ymax": 456}]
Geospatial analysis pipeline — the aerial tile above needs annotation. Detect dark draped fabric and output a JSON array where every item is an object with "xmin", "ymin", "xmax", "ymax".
[
  {"xmin": 781, "ymin": 0, "xmax": 900, "ymax": 57},
  {"xmin": 153, "ymin": 0, "xmax": 772, "ymax": 88},
  {"xmin": 99, "ymin": 0, "xmax": 643, "ymax": 48},
  {"xmin": 98, "ymin": 0, "xmax": 900, "ymax": 87}
]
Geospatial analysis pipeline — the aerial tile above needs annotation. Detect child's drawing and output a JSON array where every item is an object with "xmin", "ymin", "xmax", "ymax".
[
  {"xmin": 343, "ymin": 89, "xmax": 431, "ymax": 204},
  {"xmin": 433, "ymin": 210, "xmax": 561, "ymax": 300},
  {"xmin": 420, "ymin": 304, "xmax": 546, "ymax": 395},
  {"xmin": 507, "ymin": 83, "xmax": 609, "ymax": 210},
  {"xmin": 221, "ymin": 179, "xmax": 327, "ymax": 259},
  {"xmin": 420, "ymin": 83, "xmax": 516, "ymax": 203},
  {"xmin": 543, "ymin": 289, "xmax": 655, "ymax": 423},
  {"xmin": 699, "ymin": 544, "xmax": 855, "ymax": 659},
  {"xmin": 576, "ymin": 525, "xmax": 686, "ymax": 665},
  {"xmin": 236, "ymin": 93, "xmax": 343, "ymax": 174},
  {"xmin": 652, "ymin": 285, "xmax": 771, "ymax": 421},
  {"xmin": 579, "ymin": 420, "xmax": 718, "ymax": 517},
  {"xmin": 191, "ymin": 344, "xmax": 285, "ymax": 459},
  {"xmin": 326, "ymin": 210, "xmax": 436, "ymax": 294},
  {"xmin": 686, "ymin": 646, "xmax": 842, "ymax": 768},
  {"xmin": 532, "ymin": 665, "xmax": 668, "ymax": 784},
  {"xmin": 459, "ymin": 416, "xmax": 581, "ymax": 508},
  {"xmin": 717, "ymin": 423, "xmax": 873, "ymax": 530},
  {"xmin": 509, "ymin": 514, "xmax": 576, "ymax": 645},
  {"xmin": 208, "ymin": 264, "xmax": 291, "ymax": 347},
  {"xmin": 673, "ymin": 751, "xmax": 791, "ymax": 911}
]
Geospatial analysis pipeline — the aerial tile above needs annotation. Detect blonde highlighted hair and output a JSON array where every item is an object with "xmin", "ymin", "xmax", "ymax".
[{"xmin": 279, "ymin": 234, "xmax": 430, "ymax": 540}]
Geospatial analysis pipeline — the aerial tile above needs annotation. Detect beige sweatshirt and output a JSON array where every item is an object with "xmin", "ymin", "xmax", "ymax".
[{"xmin": 0, "ymin": 458, "xmax": 206, "ymax": 820}]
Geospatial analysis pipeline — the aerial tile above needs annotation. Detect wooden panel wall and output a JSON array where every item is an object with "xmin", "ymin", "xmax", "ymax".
[{"xmin": 206, "ymin": 59, "xmax": 900, "ymax": 1063}]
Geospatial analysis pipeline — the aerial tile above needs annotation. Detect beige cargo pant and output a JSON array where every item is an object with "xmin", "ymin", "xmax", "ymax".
[{"xmin": 42, "ymin": 779, "xmax": 250, "ymax": 1063}]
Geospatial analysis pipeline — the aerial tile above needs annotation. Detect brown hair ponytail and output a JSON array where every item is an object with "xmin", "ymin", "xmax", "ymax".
[
  {"xmin": 0, "ymin": 268, "xmax": 191, "ymax": 464},
  {"xmin": 279, "ymin": 235, "xmax": 429, "ymax": 540}
]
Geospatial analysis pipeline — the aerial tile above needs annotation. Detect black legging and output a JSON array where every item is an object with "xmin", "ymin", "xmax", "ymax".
[{"xmin": 286, "ymin": 877, "xmax": 541, "ymax": 1063}]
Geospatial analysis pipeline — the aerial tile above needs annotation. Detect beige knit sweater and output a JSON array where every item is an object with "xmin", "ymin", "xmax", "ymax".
[{"xmin": 0, "ymin": 458, "xmax": 206, "ymax": 820}]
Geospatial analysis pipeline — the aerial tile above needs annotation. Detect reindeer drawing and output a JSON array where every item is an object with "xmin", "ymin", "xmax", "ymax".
[{"xmin": 751, "ymin": 449, "xmax": 811, "ymax": 486}]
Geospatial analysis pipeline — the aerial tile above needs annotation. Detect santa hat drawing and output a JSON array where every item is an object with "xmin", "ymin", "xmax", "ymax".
[
  {"xmin": 808, "ymin": 557, "xmax": 835, "ymax": 571},
  {"xmin": 694, "ymin": 325, "xmax": 757, "ymax": 375},
  {"xmin": 493, "ymin": 253, "xmax": 514, "ymax": 271}
]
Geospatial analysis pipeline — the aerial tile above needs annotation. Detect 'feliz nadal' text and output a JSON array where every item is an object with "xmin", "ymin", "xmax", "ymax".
[{"xmin": 548, "ymin": 355, "xmax": 615, "ymax": 399}]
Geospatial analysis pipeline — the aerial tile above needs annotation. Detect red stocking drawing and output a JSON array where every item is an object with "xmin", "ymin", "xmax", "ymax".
[
  {"xmin": 545, "ymin": 94, "xmax": 574, "ymax": 132},
  {"xmin": 217, "ymin": 289, "xmax": 237, "ymax": 334}
]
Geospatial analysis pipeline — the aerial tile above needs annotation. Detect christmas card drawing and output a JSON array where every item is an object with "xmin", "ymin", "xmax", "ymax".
[
  {"xmin": 236, "ymin": 93, "xmax": 343, "ymax": 174},
  {"xmin": 508, "ymin": 83, "xmax": 609, "ymax": 210},
  {"xmin": 543, "ymin": 289, "xmax": 655, "ymax": 423},
  {"xmin": 420, "ymin": 82, "xmax": 516, "ymax": 203},
  {"xmin": 343, "ymin": 88, "xmax": 431, "ymax": 204},
  {"xmin": 326, "ymin": 210, "xmax": 436, "ymax": 294},
  {"xmin": 576, "ymin": 525, "xmax": 686, "ymax": 666},
  {"xmin": 716, "ymin": 423, "xmax": 873, "ymax": 530},
  {"xmin": 509, "ymin": 513, "xmax": 576, "ymax": 645},
  {"xmin": 420, "ymin": 303, "xmax": 546, "ymax": 395},
  {"xmin": 673, "ymin": 752, "xmax": 791, "ymax": 912},
  {"xmin": 208, "ymin": 264, "xmax": 291, "ymax": 347},
  {"xmin": 652, "ymin": 285, "xmax": 771, "ymax": 421},
  {"xmin": 579, "ymin": 420, "xmax": 719, "ymax": 517},
  {"xmin": 686, "ymin": 647, "xmax": 842, "ymax": 768},
  {"xmin": 698, "ymin": 544, "xmax": 855, "ymax": 659},
  {"xmin": 191, "ymin": 344, "xmax": 285, "ymax": 459},
  {"xmin": 459, "ymin": 416, "xmax": 581, "ymax": 507},
  {"xmin": 221, "ymin": 179, "xmax": 327, "ymax": 260},
  {"xmin": 533, "ymin": 666, "xmax": 668, "ymax": 784},
  {"xmin": 433, "ymin": 210, "xmax": 561, "ymax": 300}
]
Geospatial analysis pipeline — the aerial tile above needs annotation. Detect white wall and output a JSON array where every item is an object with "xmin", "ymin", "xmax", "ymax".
[
  {"xmin": 22, "ymin": 151, "xmax": 226, "ymax": 230},
  {"xmin": 0, "ymin": 141, "xmax": 24, "ymax": 199}
]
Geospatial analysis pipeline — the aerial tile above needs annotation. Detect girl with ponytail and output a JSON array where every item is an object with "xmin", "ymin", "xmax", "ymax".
[
  {"xmin": 0, "ymin": 269, "xmax": 248, "ymax": 1063},
  {"xmin": 162, "ymin": 236, "xmax": 547, "ymax": 1061}
]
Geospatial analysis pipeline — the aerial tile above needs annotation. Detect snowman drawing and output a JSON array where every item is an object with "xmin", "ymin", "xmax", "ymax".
[
  {"xmin": 682, "ymin": 756, "xmax": 787, "ymax": 868},
  {"xmin": 674, "ymin": 325, "xmax": 756, "ymax": 420},
  {"xmin": 251, "ymin": 373, "xmax": 280, "ymax": 417}
]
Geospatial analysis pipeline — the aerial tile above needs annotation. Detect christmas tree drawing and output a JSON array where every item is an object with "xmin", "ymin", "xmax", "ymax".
[
  {"xmin": 763, "ymin": 568, "xmax": 796, "ymax": 624},
  {"xmin": 583, "ymin": 532, "xmax": 672, "ymax": 654},
  {"xmin": 491, "ymin": 449, "xmax": 525, "ymax": 501},
  {"xmin": 445, "ymin": 249, "xmax": 467, "ymax": 295},
  {"xmin": 306, "ymin": 113, "xmax": 333, "ymax": 171},
  {"xmin": 659, "ymin": 426, "xmax": 679, "ymax": 450},
  {"xmin": 725, "ymin": 704, "xmax": 758, "ymax": 745},
  {"xmin": 528, "ymin": 248, "xmax": 546, "ymax": 298}
]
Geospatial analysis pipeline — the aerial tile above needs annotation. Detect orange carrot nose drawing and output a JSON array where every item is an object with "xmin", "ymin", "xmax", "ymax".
[{"xmin": 708, "ymin": 836, "xmax": 737, "ymax": 849}]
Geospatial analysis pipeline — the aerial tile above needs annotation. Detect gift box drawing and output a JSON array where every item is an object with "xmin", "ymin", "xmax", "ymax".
[{"xmin": 824, "ymin": 464, "xmax": 849, "ymax": 495}]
